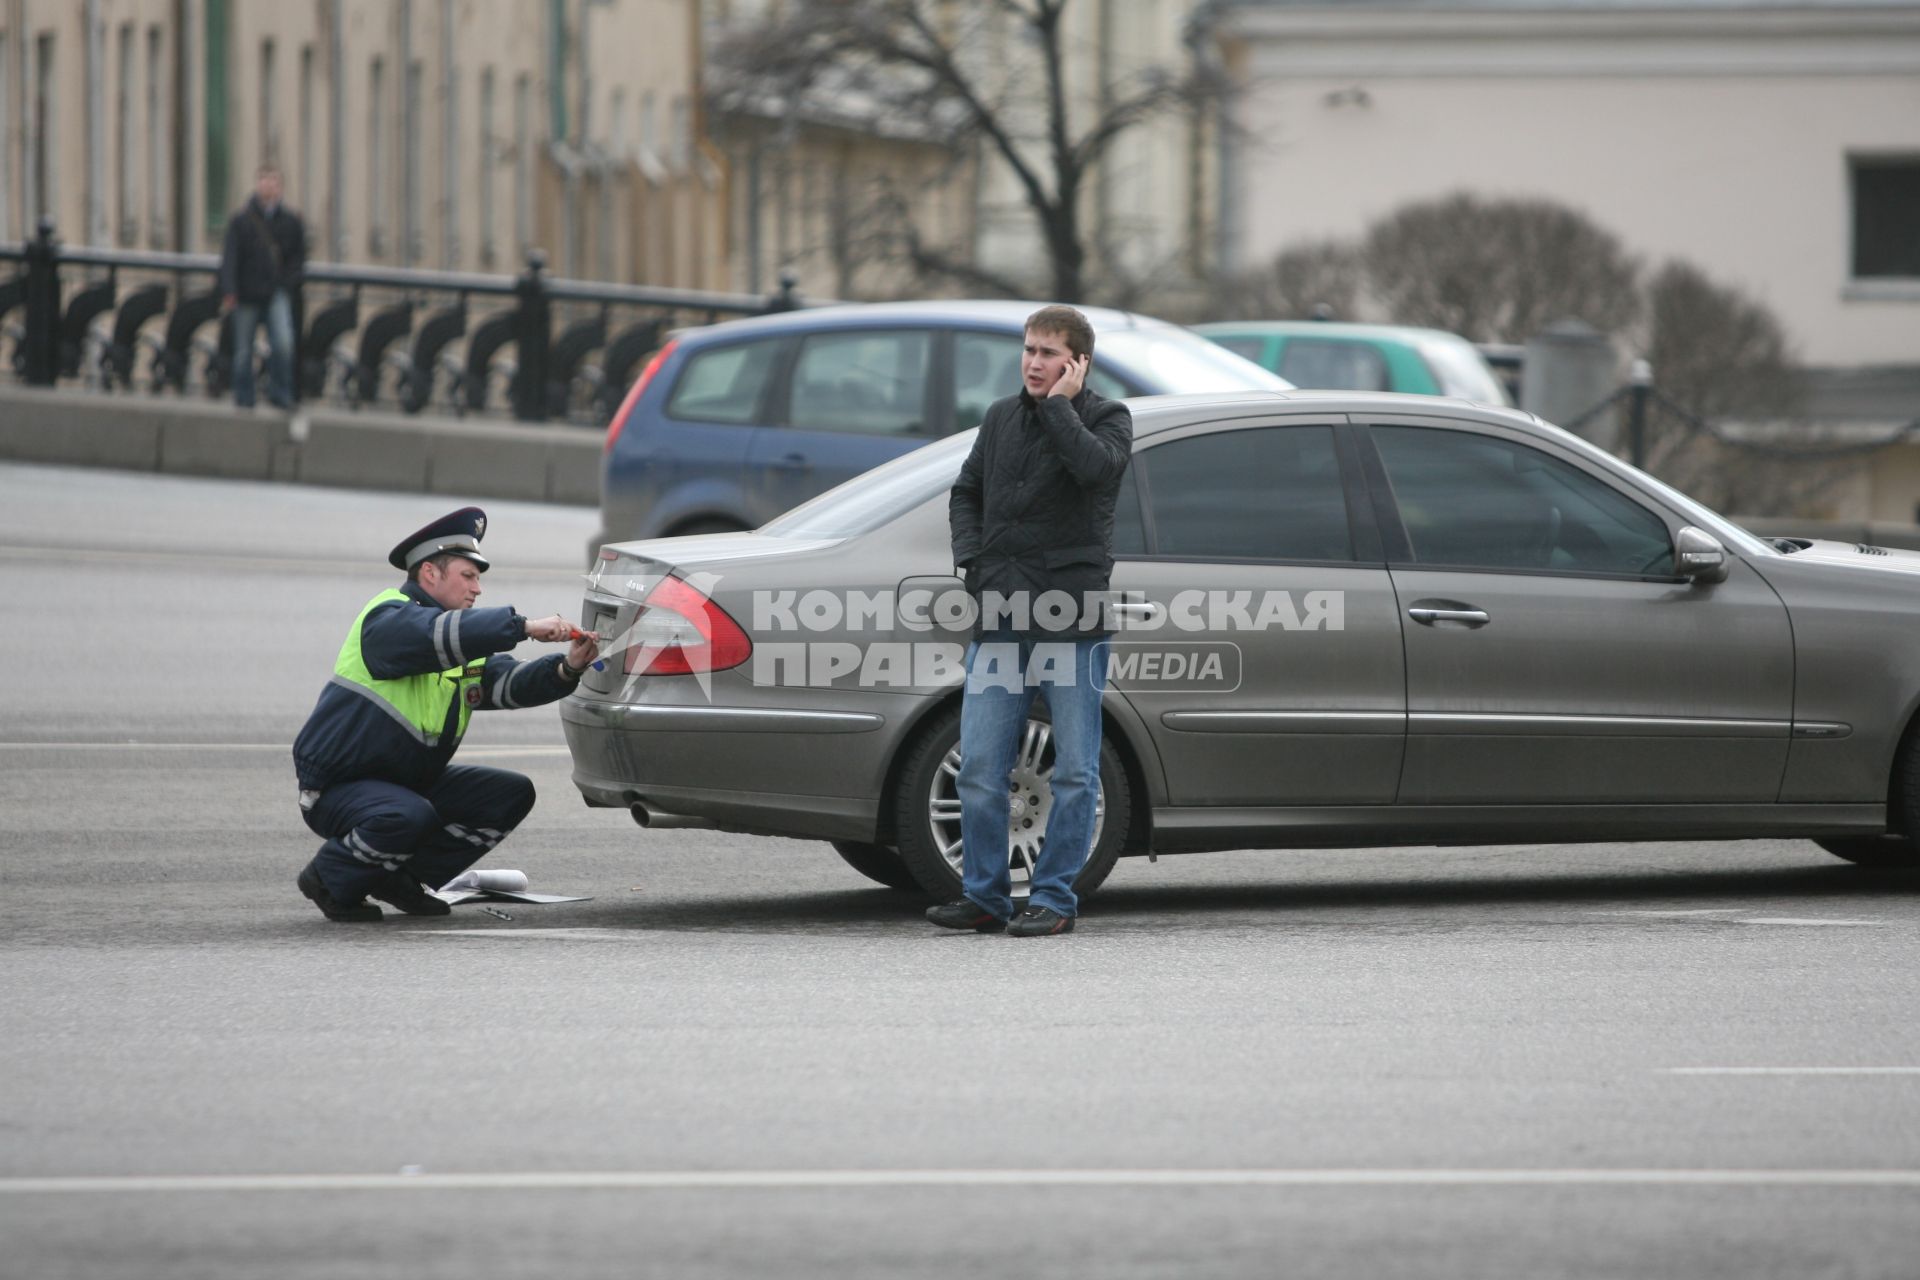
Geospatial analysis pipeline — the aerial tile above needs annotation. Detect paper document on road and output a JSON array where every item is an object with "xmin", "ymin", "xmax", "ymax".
[{"xmin": 432, "ymin": 869, "xmax": 592, "ymax": 905}]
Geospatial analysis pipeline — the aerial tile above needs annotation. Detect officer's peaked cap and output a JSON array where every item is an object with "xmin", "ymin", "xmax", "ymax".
[{"xmin": 389, "ymin": 506, "xmax": 491, "ymax": 572}]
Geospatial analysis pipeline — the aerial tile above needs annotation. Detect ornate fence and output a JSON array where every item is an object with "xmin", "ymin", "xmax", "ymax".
[{"xmin": 0, "ymin": 219, "xmax": 810, "ymax": 425}]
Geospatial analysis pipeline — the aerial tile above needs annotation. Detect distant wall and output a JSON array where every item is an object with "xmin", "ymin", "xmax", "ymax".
[{"xmin": 0, "ymin": 387, "xmax": 600, "ymax": 506}]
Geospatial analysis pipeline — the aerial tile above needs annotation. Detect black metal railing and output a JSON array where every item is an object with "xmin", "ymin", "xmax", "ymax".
[{"xmin": 0, "ymin": 219, "xmax": 811, "ymax": 424}]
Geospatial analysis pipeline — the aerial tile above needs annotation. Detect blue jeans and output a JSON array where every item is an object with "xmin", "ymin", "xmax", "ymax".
[
  {"xmin": 233, "ymin": 288, "xmax": 294, "ymax": 408},
  {"xmin": 956, "ymin": 630, "xmax": 1111, "ymax": 920}
]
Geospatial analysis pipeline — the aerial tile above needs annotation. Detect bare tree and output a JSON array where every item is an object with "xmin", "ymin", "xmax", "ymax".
[
  {"xmin": 708, "ymin": 0, "xmax": 1227, "ymax": 303},
  {"xmin": 1359, "ymin": 193, "xmax": 1641, "ymax": 342},
  {"xmin": 1636, "ymin": 260, "xmax": 1846, "ymax": 518},
  {"xmin": 1201, "ymin": 239, "xmax": 1363, "ymax": 323}
]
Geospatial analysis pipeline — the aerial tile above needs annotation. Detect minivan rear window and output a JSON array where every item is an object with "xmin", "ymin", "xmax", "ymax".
[{"xmin": 666, "ymin": 338, "xmax": 782, "ymax": 424}]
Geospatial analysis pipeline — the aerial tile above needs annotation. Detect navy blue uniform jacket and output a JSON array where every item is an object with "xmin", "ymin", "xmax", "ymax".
[{"xmin": 293, "ymin": 581, "xmax": 576, "ymax": 792}]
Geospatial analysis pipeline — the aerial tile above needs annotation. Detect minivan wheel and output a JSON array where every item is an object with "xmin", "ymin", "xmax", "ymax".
[
  {"xmin": 892, "ymin": 705, "xmax": 1131, "ymax": 904},
  {"xmin": 1815, "ymin": 835, "xmax": 1919, "ymax": 867},
  {"xmin": 829, "ymin": 840, "xmax": 921, "ymax": 892}
]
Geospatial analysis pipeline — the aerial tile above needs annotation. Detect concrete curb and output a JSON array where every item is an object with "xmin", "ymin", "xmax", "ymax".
[{"xmin": 0, "ymin": 385, "xmax": 601, "ymax": 506}]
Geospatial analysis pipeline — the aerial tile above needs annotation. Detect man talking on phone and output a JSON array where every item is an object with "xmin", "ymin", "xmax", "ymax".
[{"xmin": 931, "ymin": 305, "xmax": 1133, "ymax": 937}]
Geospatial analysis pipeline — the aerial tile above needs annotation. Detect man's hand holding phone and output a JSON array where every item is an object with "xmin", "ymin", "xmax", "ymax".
[{"xmin": 1048, "ymin": 353, "xmax": 1090, "ymax": 401}]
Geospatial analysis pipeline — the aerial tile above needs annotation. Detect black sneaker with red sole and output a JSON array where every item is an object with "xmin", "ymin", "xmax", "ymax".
[{"xmin": 1007, "ymin": 906, "xmax": 1075, "ymax": 937}]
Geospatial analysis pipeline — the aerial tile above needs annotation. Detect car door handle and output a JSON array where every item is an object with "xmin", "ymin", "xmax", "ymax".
[
  {"xmin": 1110, "ymin": 600, "xmax": 1163, "ymax": 625},
  {"xmin": 775, "ymin": 452, "xmax": 812, "ymax": 472},
  {"xmin": 1408, "ymin": 606, "xmax": 1490, "ymax": 627}
]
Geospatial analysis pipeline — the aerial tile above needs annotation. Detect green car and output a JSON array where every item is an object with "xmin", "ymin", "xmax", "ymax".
[{"xmin": 1194, "ymin": 321, "xmax": 1511, "ymax": 407}]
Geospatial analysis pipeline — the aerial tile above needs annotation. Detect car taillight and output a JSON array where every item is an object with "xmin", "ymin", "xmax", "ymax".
[
  {"xmin": 621, "ymin": 574, "xmax": 752, "ymax": 676},
  {"xmin": 604, "ymin": 338, "xmax": 677, "ymax": 454}
]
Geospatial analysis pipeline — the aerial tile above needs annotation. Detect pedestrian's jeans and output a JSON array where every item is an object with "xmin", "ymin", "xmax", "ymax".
[
  {"xmin": 233, "ymin": 288, "xmax": 295, "ymax": 408},
  {"xmin": 956, "ymin": 630, "xmax": 1111, "ymax": 921},
  {"xmin": 300, "ymin": 766, "xmax": 536, "ymax": 904}
]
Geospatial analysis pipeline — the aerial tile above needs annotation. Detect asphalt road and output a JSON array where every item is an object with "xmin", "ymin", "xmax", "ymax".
[{"xmin": 3, "ymin": 462, "xmax": 1919, "ymax": 1280}]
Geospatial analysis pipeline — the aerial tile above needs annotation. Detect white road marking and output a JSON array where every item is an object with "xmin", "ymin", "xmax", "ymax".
[
  {"xmin": 1734, "ymin": 918, "xmax": 1879, "ymax": 926},
  {"xmin": 4, "ymin": 1168, "xmax": 1920, "ymax": 1195},
  {"xmin": 1589, "ymin": 909, "xmax": 1748, "ymax": 917},
  {"xmin": 417, "ymin": 928, "xmax": 627, "ymax": 939},
  {"xmin": 0, "ymin": 542, "xmax": 579, "ymax": 576},
  {"xmin": 1663, "ymin": 1068, "xmax": 1920, "ymax": 1076}
]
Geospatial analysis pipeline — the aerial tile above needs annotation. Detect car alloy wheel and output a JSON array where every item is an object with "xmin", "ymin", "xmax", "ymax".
[{"xmin": 893, "ymin": 705, "xmax": 1129, "ymax": 903}]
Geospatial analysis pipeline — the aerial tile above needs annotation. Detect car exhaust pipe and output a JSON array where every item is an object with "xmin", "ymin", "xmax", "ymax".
[{"xmin": 629, "ymin": 802, "xmax": 718, "ymax": 830}]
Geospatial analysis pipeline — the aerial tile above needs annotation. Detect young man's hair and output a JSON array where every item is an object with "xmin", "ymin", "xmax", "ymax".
[
  {"xmin": 407, "ymin": 551, "xmax": 460, "ymax": 584},
  {"xmin": 1025, "ymin": 305, "xmax": 1095, "ymax": 360}
]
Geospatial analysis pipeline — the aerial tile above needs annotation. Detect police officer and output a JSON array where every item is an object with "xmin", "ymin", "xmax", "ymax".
[{"xmin": 292, "ymin": 506, "xmax": 600, "ymax": 922}]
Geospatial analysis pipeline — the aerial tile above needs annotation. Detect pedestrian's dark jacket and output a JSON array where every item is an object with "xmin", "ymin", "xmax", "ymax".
[
  {"xmin": 950, "ymin": 386, "xmax": 1133, "ymax": 639},
  {"xmin": 217, "ymin": 197, "xmax": 306, "ymax": 304},
  {"xmin": 292, "ymin": 581, "xmax": 576, "ymax": 792}
]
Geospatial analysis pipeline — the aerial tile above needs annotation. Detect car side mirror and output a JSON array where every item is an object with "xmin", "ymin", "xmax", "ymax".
[{"xmin": 1675, "ymin": 526, "xmax": 1729, "ymax": 583}]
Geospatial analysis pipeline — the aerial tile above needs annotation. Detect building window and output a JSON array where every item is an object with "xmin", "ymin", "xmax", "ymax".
[
  {"xmin": 1852, "ymin": 157, "xmax": 1920, "ymax": 279},
  {"xmin": 205, "ymin": 0, "xmax": 229, "ymax": 232},
  {"xmin": 368, "ymin": 56, "xmax": 387, "ymax": 256},
  {"xmin": 0, "ymin": 33, "xmax": 10, "ymax": 241},
  {"xmin": 479, "ymin": 67, "xmax": 497, "ymax": 267},
  {"xmin": 299, "ymin": 45, "xmax": 315, "ymax": 211},
  {"xmin": 260, "ymin": 38, "xmax": 278, "ymax": 166},
  {"xmin": 33, "ymin": 32, "xmax": 56, "ymax": 226},
  {"xmin": 147, "ymin": 26, "xmax": 167, "ymax": 246},
  {"xmin": 514, "ymin": 73, "xmax": 532, "ymax": 258},
  {"xmin": 117, "ymin": 23, "xmax": 135, "ymax": 244},
  {"xmin": 405, "ymin": 59, "xmax": 423, "ymax": 266}
]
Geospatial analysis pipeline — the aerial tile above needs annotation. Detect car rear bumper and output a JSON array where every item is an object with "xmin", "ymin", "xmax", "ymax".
[{"xmin": 559, "ymin": 697, "xmax": 892, "ymax": 841}]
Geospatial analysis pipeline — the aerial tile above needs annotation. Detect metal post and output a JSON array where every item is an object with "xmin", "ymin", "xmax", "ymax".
[
  {"xmin": 510, "ymin": 249, "xmax": 550, "ymax": 421},
  {"xmin": 22, "ymin": 218, "xmax": 61, "ymax": 386},
  {"xmin": 1628, "ymin": 358, "xmax": 1653, "ymax": 471}
]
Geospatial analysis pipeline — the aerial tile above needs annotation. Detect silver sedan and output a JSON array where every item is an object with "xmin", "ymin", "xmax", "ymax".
[{"xmin": 561, "ymin": 390, "xmax": 1920, "ymax": 899}]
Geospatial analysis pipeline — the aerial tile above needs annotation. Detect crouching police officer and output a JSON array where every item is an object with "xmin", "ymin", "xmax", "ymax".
[{"xmin": 291, "ymin": 506, "xmax": 600, "ymax": 922}]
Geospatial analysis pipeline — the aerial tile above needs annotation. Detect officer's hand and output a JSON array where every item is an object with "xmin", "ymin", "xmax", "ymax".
[
  {"xmin": 565, "ymin": 631, "xmax": 601, "ymax": 670},
  {"xmin": 1048, "ymin": 353, "xmax": 1089, "ymax": 400},
  {"xmin": 526, "ymin": 614, "xmax": 573, "ymax": 643}
]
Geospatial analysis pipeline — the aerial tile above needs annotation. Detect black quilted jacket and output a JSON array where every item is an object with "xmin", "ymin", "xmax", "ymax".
[{"xmin": 949, "ymin": 386, "xmax": 1132, "ymax": 639}]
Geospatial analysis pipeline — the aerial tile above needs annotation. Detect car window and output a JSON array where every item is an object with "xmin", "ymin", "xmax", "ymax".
[
  {"xmin": 1112, "ymin": 467, "xmax": 1147, "ymax": 556},
  {"xmin": 954, "ymin": 333, "xmax": 1021, "ymax": 432},
  {"xmin": 788, "ymin": 329, "xmax": 931, "ymax": 435},
  {"xmin": 665, "ymin": 338, "xmax": 782, "ymax": 424},
  {"xmin": 1209, "ymin": 335, "xmax": 1269, "ymax": 366},
  {"xmin": 760, "ymin": 431, "xmax": 975, "ymax": 540},
  {"xmin": 1372, "ymin": 425, "xmax": 1673, "ymax": 575},
  {"xmin": 1096, "ymin": 326, "xmax": 1291, "ymax": 393},
  {"xmin": 1277, "ymin": 338, "xmax": 1390, "ymax": 392},
  {"xmin": 1415, "ymin": 336, "xmax": 1511, "ymax": 406},
  {"xmin": 1140, "ymin": 426, "xmax": 1352, "ymax": 561}
]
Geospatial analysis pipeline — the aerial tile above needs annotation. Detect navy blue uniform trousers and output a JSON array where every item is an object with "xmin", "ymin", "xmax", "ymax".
[{"xmin": 301, "ymin": 765, "xmax": 536, "ymax": 902}]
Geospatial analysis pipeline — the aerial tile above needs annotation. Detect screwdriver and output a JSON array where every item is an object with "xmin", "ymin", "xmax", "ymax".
[{"xmin": 567, "ymin": 627, "xmax": 608, "ymax": 672}]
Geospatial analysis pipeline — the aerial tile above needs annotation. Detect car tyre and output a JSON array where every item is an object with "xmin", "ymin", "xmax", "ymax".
[
  {"xmin": 672, "ymin": 517, "xmax": 749, "ymax": 536},
  {"xmin": 892, "ymin": 705, "xmax": 1131, "ymax": 904},
  {"xmin": 829, "ymin": 840, "xmax": 921, "ymax": 892}
]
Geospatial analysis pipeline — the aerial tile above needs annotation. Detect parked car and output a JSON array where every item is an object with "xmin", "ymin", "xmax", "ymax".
[
  {"xmin": 562, "ymin": 389, "xmax": 1920, "ymax": 901},
  {"xmin": 595, "ymin": 301, "xmax": 1291, "ymax": 551},
  {"xmin": 1194, "ymin": 321, "xmax": 1511, "ymax": 406}
]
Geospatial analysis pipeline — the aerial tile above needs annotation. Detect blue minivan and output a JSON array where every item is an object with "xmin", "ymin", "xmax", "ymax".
[{"xmin": 595, "ymin": 300, "xmax": 1290, "ymax": 549}]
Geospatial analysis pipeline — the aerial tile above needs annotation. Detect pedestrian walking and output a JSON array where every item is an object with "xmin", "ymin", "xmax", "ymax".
[
  {"xmin": 291, "ymin": 506, "xmax": 601, "ymax": 922},
  {"xmin": 217, "ymin": 164, "xmax": 305, "ymax": 409},
  {"xmin": 929, "ymin": 305, "xmax": 1133, "ymax": 938}
]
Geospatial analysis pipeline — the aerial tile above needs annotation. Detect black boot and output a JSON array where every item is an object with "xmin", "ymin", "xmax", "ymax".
[{"xmin": 297, "ymin": 864, "xmax": 383, "ymax": 923}]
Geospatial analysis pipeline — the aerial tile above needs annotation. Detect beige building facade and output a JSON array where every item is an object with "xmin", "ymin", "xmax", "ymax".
[
  {"xmin": 1, "ymin": 0, "xmax": 729, "ymax": 290},
  {"xmin": 1212, "ymin": 0, "xmax": 1920, "ymax": 368}
]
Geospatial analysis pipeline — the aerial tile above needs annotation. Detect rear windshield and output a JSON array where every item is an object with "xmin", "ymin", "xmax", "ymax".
[
  {"xmin": 1098, "ymin": 327, "xmax": 1292, "ymax": 394},
  {"xmin": 761, "ymin": 431, "xmax": 976, "ymax": 540}
]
